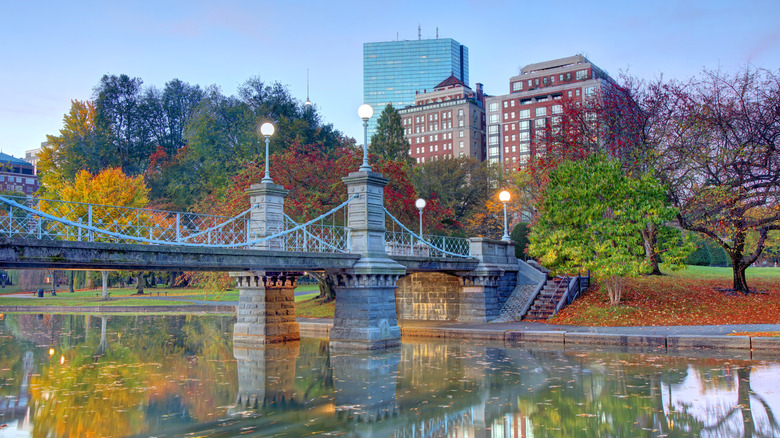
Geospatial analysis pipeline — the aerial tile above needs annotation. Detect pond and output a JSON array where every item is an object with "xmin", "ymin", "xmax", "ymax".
[{"xmin": 0, "ymin": 314, "xmax": 778, "ymax": 437}]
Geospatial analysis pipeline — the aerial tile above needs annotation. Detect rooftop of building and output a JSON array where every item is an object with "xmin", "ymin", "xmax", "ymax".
[
  {"xmin": 0, "ymin": 152, "xmax": 32, "ymax": 166},
  {"xmin": 520, "ymin": 54, "xmax": 592, "ymax": 75},
  {"xmin": 434, "ymin": 74, "xmax": 470, "ymax": 90}
]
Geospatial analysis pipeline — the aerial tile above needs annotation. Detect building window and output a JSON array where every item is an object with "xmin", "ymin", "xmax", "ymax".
[
  {"xmin": 519, "ymin": 132, "xmax": 529, "ymax": 141},
  {"xmin": 459, "ymin": 131, "xmax": 464, "ymax": 138},
  {"xmin": 458, "ymin": 109, "xmax": 464, "ymax": 117},
  {"xmin": 489, "ymin": 114, "xmax": 499, "ymax": 123},
  {"xmin": 488, "ymin": 125, "xmax": 499, "ymax": 134},
  {"xmin": 459, "ymin": 141, "xmax": 464, "ymax": 148},
  {"xmin": 459, "ymin": 120, "xmax": 465, "ymax": 127},
  {"xmin": 489, "ymin": 102, "xmax": 499, "ymax": 112},
  {"xmin": 535, "ymin": 107, "xmax": 547, "ymax": 117},
  {"xmin": 519, "ymin": 120, "xmax": 529, "ymax": 130},
  {"xmin": 519, "ymin": 109, "xmax": 530, "ymax": 119},
  {"xmin": 585, "ymin": 86, "xmax": 597, "ymax": 95},
  {"xmin": 511, "ymin": 134, "xmax": 516, "ymax": 142},
  {"xmin": 576, "ymin": 89, "xmax": 580, "ymax": 96},
  {"xmin": 577, "ymin": 70, "xmax": 588, "ymax": 80},
  {"xmin": 552, "ymin": 105, "xmax": 563, "ymax": 114},
  {"xmin": 568, "ymin": 90, "xmax": 573, "ymax": 98},
  {"xmin": 535, "ymin": 118, "xmax": 546, "ymax": 128},
  {"xmin": 559, "ymin": 74, "xmax": 564, "ymax": 81},
  {"xmin": 512, "ymin": 81, "xmax": 523, "ymax": 91},
  {"xmin": 510, "ymin": 100, "xmax": 515, "ymax": 107},
  {"xmin": 565, "ymin": 72, "xmax": 572, "ymax": 81},
  {"xmin": 528, "ymin": 80, "xmax": 532, "ymax": 87}
]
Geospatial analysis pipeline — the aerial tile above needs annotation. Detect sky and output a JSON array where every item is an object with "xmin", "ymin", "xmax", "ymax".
[{"xmin": 1, "ymin": 0, "xmax": 779, "ymax": 159}]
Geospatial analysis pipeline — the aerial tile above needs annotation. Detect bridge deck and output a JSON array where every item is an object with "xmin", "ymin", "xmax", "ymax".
[{"xmin": 0, "ymin": 238, "xmax": 478, "ymax": 273}]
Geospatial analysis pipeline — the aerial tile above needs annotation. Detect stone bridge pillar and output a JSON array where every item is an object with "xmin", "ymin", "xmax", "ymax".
[
  {"xmin": 328, "ymin": 170, "xmax": 406, "ymax": 350},
  {"xmin": 232, "ymin": 271, "xmax": 300, "ymax": 347},
  {"xmin": 247, "ymin": 182, "xmax": 288, "ymax": 250},
  {"xmin": 457, "ymin": 238, "xmax": 519, "ymax": 323}
]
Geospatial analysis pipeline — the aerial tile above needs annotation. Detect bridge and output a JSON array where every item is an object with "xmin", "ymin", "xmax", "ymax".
[{"xmin": 0, "ymin": 167, "xmax": 546, "ymax": 349}]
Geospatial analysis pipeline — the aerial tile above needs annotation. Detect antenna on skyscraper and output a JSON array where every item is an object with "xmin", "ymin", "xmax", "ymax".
[
  {"xmin": 436, "ymin": 27, "xmax": 439, "ymax": 38},
  {"xmin": 418, "ymin": 25, "xmax": 421, "ymax": 40},
  {"xmin": 304, "ymin": 69, "xmax": 311, "ymax": 107}
]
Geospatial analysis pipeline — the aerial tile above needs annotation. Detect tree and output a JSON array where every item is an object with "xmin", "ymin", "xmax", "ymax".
[
  {"xmin": 528, "ymin": 155, "xmax": 687, "ymax": 306},
  {"xmin": 654, "ymin": 67, "xmax": 780, "ymax": 292},
  {"xmin": 369, "ymin": 104, "xmax": 410, "ymax": 163},
  {"xmin": 39, "ymin": 100, "xmax": 111, "ymax": 197},
  {"xmin": 94, "ymin": 74, "xmax": 154, "ymax": 176},
  {"xmin": 44, "ymin": 167, "xmax": 149, "ymax": 299},
  {"xmin": 510, "ymin": 222, "xmax": 530, "ymax": 260},
  {"xmin": 528, "ymin": 76, "xmax": 671, "ymax": 273},
  {"xmin": 411, "ymin": 157, "xmax": 492, "ymax": 230},
  {"xmin": 161, "ymin": 78, "xmax": 347, "ymax": 210}
]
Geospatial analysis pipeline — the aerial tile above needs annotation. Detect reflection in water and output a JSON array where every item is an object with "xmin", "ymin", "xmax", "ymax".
[{"xmin": 0, "ymin": 314, "xmax": 778, "ymax": 437}]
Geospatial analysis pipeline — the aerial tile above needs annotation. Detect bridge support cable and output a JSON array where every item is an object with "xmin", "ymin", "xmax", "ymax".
[
  {"xmin": 383, "ymin": 207, "xmax": 471, "ymax": 258},
  {"xmin": 0, "ymin": 194, "xmax": 355, "ymax": 253}
]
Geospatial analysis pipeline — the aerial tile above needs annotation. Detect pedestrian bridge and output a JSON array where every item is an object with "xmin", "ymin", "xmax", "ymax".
[{"xmin": 0, "ymin": 169, "xmax": 545, "ymax": 349}]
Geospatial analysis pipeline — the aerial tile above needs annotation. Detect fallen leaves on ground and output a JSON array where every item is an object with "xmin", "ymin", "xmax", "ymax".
[{"xmin": 549, "ymin": 275, "xmax": 780, "ymax": 326}]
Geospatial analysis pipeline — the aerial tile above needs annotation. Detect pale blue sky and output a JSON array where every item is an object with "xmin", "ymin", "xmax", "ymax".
[{"xmin": 1, "ymin": 0, "xmax": 778, "ymax": 159}]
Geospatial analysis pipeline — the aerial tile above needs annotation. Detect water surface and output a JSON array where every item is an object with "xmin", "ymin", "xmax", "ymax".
[{"xmin": 0, "ymin": 314, "xmax": 778, "ymax": 437}]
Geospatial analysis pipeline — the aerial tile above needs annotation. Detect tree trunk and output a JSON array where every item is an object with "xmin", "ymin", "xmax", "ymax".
[
  {"xmin": 732, "ymin": 259, "xmax": 750, "ymax": 293},
  {"xmin": 308, "ymin": 271, "xmax": 335, "ymax": 301},
  {"xmin": 101, "ymin": 270, "xmax": 109, "ymax": 300},
  {"xmin": 641, "ymin": 224, "xmax": 663, "ymax": 275},
  {"xmin": 69, "ymin": 271, "xmax": 75, "ymax": 293},
  {"xmin": 136, "ymin": 272, "xmax": 145, "ymax": 294}
]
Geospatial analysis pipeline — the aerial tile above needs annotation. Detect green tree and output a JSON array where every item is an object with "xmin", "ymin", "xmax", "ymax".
[
  {"xmin": 511, "ymin": 222, "xmax": 530, "ymax": 260},
  {"xmin": 39, "ymin": 100, "xmax": 111, "ymax": 196},
  {"xmin": 94, "ymin": 74, "xmax": 154, "ymax": 176},
  {"xmin": 411, "ymin": 156, "xmax": 492, "ymax": 230},
  {"xmin": 529, "ymin": 155, "xmax": 688, "ymax": 305},
  {"xmin": 369, "ymin": 104, "xmax": 410, "ymax": 163}
]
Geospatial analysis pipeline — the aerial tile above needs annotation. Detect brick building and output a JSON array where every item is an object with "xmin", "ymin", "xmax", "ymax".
[
  {"xmin": 0, "ymin": 152, "xmax": 39, "ymax": 195},
  {"xmin": 485, "ymin": 55, "xmax": 613, "ymax": 169},
  {"xmin": 399, "ymin": 75, "xmax": 486, "ymax": 164}
]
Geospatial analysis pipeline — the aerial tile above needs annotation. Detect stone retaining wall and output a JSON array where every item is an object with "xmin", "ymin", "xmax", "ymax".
[{"xmin": 395, "ymin": 272, "xmax": 461, "ymax": 321}]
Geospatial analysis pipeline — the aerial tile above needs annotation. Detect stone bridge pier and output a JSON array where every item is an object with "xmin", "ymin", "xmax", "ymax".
[{"xmin": 327, "ymin": 170, "xmax": 406, "ymax": 350}]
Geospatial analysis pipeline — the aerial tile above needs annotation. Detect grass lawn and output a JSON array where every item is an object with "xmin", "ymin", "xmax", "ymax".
[
  {"xmin": 0, "ymin": 284, "xmax": 320, "ymax": 307},
  {"xmin": 549, "ymin": 266, "xmax": 780, "ymax": 327}
]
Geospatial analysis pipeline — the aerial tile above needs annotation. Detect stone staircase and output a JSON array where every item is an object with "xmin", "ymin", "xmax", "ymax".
[{"xmin": 522, "ymin": 276, "xmax": 570, "ymax": 320}]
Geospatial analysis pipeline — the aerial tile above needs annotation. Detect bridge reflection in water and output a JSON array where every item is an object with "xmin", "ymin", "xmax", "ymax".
[{"xmin": 2, "ymin": 314, "xmax": 779, "ymax": 437}]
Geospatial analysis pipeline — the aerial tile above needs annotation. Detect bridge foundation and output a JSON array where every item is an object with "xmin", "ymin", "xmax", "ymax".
[
  {"xmin": 232, "ymin": 271, "xmax": 300, "ymax": 346},
  {"xmin": 329, "ymin": 170, "xmax": 406, "ymax": 350},
  {"xmin": 457, "ymin": 238, "xmax": 519, "ymax": 323}
]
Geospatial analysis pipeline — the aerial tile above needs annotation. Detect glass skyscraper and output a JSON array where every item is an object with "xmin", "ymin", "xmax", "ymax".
[{"xmin": 363, "ymin": 38, "xmax": 469, "ymax": 135}]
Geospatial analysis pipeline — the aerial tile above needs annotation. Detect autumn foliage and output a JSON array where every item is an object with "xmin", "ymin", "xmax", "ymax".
[
  {"xmin": 551, "ymin": 272, "xmax": 780, "ymax": 326},
  {"xmin": 197, "ymin": 143, "xmax": 455, "ymax": 233}
]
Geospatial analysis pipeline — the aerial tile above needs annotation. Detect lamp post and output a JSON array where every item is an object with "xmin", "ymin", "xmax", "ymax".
[
  {"xmin": 499, "ymin": 190, "xmax": 511, "ymax": 242},
  {"xmin": 260, "ymin": 122, "xmax": 275, "ymax": 183},
  {"xmin": 358, "ymin": 104, "xmax": 374, "ymax": 171},
  {"xmin": 415, "ymin": 198, "xmax": 426, "ymax": 237}
]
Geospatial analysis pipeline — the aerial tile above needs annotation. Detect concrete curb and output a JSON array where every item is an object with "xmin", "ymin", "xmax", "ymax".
[
  {"xmin": 307, "ymin": 322, "xmax": 779, "ymax": 354},
  {"xmin": 667, "ymin": 334, "xmax": 751, "ymax": 350},
  {"xmin": 564, "ymin": 332, "xmax": 666, "ymax": 348}
]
